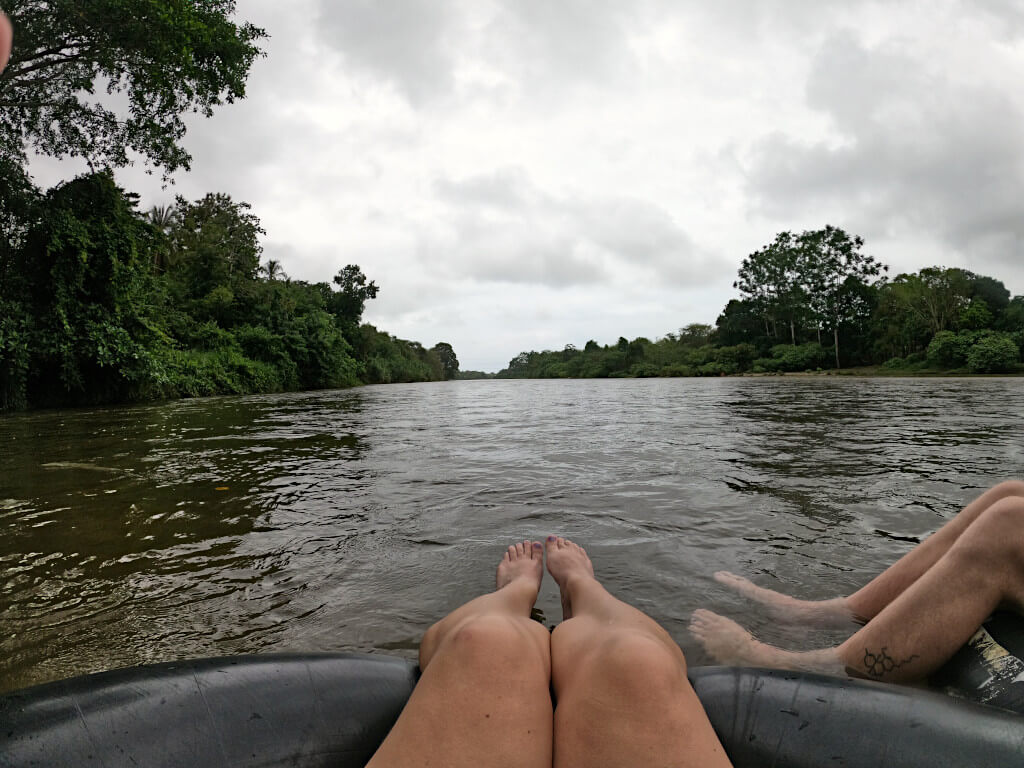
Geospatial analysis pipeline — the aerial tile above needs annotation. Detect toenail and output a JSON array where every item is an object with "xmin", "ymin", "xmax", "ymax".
[
  {"xmin": 547, "ymin": 535, "xmax": 556, "ymax": 542},
  {"xmin": 533, "ymin": 541, "xmax": 542, "ymax": 547}
]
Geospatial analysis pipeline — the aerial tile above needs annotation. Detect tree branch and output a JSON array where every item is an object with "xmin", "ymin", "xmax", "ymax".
[{"xmin": 6, "ymin": 50, "xmax": 95, "ymax": 79}]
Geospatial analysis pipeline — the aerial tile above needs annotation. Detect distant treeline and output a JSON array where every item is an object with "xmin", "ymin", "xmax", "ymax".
[
  {"xmin": 498, "ymin": 226, "xmax": 1024, "ymax": 379},
  {"xmin": 457, "ymin": 371, "xmax": 497, "ymax": 380},
  {"xmin": 0, "ymin": 170, "xmax": 459, "ymax": 411}
]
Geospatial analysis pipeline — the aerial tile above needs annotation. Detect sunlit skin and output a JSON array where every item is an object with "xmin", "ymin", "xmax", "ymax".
[
  {"xmin": 0, "ymin": 11, "xmax": 11, "ymax": 74},
  {"xmin": 692, "ymin": 480, "xmax": 1024, "ymax": 683},
  {"xmin": 367, "ymin": 537, "xmax": 733, "ymax": 768}
]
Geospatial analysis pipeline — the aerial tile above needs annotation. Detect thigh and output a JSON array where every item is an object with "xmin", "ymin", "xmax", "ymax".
[
  {"xmin": 552, "ymin": 623, "xmax": 732, "ymax": 768},
  {"xmin": 368, "ymin": 615, "xmax": 552, "ymax": 768}
]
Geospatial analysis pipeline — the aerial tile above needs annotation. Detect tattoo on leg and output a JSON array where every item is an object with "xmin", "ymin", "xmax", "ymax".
[{"xmin": 861, "ymin": 647, "xmax": 920, "ymax": 678}]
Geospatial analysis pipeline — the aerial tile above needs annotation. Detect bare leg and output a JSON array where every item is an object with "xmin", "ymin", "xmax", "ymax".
[
  {"xmin": 368, "ymin": 540, "xmax": 552, "ymax": 768},
  {"xmin": 0, "ymin": 12, "xmax": 10, "ymax": 75},
  {"xmin": 715, "ymin": 480, "xmax": 1024, "ymax": 626},
  {"xmin": 547, "ymin": 536, "xmax": 733, "ymax": 768},
  {"xmin": 692, "ymin": 496, "xmax": 1024, "ymax": 683}
]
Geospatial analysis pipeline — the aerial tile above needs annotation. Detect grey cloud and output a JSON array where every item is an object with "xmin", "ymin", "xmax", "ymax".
[
  {"xmin": 425, "ymin": 169, "xmax": 721, "ymax": 288},
  {"xmin": 316, "ymin": 0, "xmax": 458, "ymax": 104},
  {"xmin": 973, "ymin": 0, "xmax": 1024, "ymax": 39},
  {"xmin": 433, "ymin": 167, "xmax": 533, "ymax": 210},
  {"xmin": 483, "ymin": 0, "xmax": 639, "ymax": 90},
  {"xmin": 746, "ymin": 31, "xmax": 1024, "ymax": 271},
  {"xmin": 313, "ymin": 0, "xmax": 645, "ymax": 105}
]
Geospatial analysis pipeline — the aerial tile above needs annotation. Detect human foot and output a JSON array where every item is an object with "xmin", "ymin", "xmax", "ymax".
[
  {"xmin": 689, "ymin": 609, "xmax": 776, "ymax": 667},
  {"xmin": 714, "ymin": 571, "xmax": 858, "ymax": 628},
  {"xmin": 544, "ymin": 536, "xmax": 595, "ymax": 620},
  {"xmin": 689, "ymin": 609, "xmax": 844, "ymax": 675},
  {"xmin": 496, "ymin": 540, "xmax": 544, "ymax": 600}
]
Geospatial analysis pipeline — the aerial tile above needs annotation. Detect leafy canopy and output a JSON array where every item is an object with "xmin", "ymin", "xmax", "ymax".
[{"xmin": 0, "ymin": 0, "xmax": 266, "ymax": 175}]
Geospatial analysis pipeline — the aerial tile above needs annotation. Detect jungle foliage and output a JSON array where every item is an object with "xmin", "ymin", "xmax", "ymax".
[
  {"xmin": 498, "ymin": 226, "xmax": 1023, "ymax": 379},
  {"xmin": 0, "ymin": 0, "xmax": 266, "ymax": 177},
  {"xmin": 0, "ymin": 172, "xmax": 458, "ymax": 411}
]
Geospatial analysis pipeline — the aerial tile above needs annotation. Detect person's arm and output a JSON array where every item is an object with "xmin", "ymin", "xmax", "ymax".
[{"xmin": 0, "ymin": 11, "xmax": 11, "ymax": 75}]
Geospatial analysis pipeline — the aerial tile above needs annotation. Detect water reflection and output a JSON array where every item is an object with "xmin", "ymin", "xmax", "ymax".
[{"xmin": 1, "ymin": 378, "xmax": 1023, "ymax": 691}]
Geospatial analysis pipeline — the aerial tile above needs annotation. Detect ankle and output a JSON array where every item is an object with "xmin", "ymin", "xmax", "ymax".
[{"xmin": 562, "ymin": 571, "xmax": 599, "ymax": 598}]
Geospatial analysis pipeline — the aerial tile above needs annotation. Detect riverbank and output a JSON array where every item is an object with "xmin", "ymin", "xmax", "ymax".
[{"xmin": 743, "ymin": 366, "xmax": 1024, "ymax": 377}]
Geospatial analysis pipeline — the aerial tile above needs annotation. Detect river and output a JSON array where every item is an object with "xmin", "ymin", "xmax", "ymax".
[{"xmin": 2, "ymin": 377, "xmax": 1023, "ymax": 691}]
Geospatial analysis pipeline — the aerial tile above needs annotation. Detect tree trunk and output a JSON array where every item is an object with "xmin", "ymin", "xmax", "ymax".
[
  {"xmin": 833, "ymin": 326, "xmax": 840, "ymax": 369},
  {"xmin": 790, "ymin": 319, "xmax": 796, "ymax": 345}
]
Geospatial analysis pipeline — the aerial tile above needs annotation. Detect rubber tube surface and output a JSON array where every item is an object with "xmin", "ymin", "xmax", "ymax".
[
  {"xmin": 3, "ymin": 655, "xmax": 1024, "ymax": 768},
  {"xmin": 0, "ymin": 654, "xmax": 418, "ymax": 768},
  {"xmin": 690, "ymin": 666, "xmax": 1024, "ymax": 768}
]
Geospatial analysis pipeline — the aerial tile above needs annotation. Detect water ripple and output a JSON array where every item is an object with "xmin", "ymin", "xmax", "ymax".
[{"xmin": 1, "ymin": 378, "xmax": 1023, "ymax": 690}]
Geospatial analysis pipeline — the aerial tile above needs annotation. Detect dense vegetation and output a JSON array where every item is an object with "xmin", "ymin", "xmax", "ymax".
[
  {"xmin": 1, "ymin": 0, "xmax": 266, "ymax": 178},
  {"xmin": 0, "ymin": 3, "xmax": 458, "ymax": 412},
  {"xmin": 498, "ymin": 226, "xmax": 1024, "ymax": 379},
  {"xmin": 0, "ymin": 171, "xmax": 459, "ymax": 411}
]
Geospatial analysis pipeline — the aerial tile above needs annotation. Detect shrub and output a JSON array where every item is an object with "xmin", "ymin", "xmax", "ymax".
[
  {"xmin": 660, "ymin": 363, "xmax": 696, "ymax": 377},
  {"xmin": 697, "ymin": 361, "xmax": 737, "ymax": 376},
  {"xmin": 235, "ymin": 325, "xmax": 299, "ymax": 389},
  {"xmin": 629, "ymin": 362, "xmax": 660, "ymax": 378},
  {"xmin": 188, "ymin": 321, "xmax": 240, "ymax": 352},
  {"xmin": 967, "ymin": 334, "xmax": 1020, "ymax": 373},
  {"xmin": 926, "ymin": 330, "xmax": 972, "ymax": 368},
  {"xmin": 882, "ymin": 357, "xmax": 906, "ymax": 369},
  {"xmin": 714, "ymin": 343, "xmax": 757, "ymax": 371},
  {"xmin": 768, "ymin": 343, "xmax": 828, "ymax": 372}
]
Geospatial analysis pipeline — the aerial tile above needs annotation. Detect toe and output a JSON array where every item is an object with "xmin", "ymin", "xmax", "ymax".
[
  {"xmin": 532, "ymin": 541, "xmax": 543, "ymax": 559},
  {"xmin": 508, "ymin": 544, "xmax": 517, "ymax": 560}
]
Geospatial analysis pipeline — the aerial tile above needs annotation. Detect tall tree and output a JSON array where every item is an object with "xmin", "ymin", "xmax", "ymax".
[
  {"xmin": 0, "ymin": 1, "xmax": 266, "ymax": 176},
  {"xmin": 261, "ymin": 259, "xmax": 287, "ymax": 281},
  {"xmin": 734, "ymin": 231, "xmax": 806, "ymax": 344},
  {"xmin": 882, "ymin": 267, "xmax": 972, "ymax": 338},
  {"xmin": 798, "ymin": 226, "xmax": 886, "ymax": 368},
  {"xmin": 18, "ymin": 171, "xmax": 166, "ymax": 405},
  {"xmin": 328, "ymin": 264, "xmax": 379, "ymax": 329},
  {"xmin": 168, "ymin": 193, "xmax": 264, "ymax": 313},
  {"xmin": 431, "ymin": 342, "xmax": 459, "ymax": 380}
]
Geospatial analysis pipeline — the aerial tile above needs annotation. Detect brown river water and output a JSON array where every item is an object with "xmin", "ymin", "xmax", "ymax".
[{"xmin": 2, "ymin": 377, "xmax": 1023, "ymax": 692}]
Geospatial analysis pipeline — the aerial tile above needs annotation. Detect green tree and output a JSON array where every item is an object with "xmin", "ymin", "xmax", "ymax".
[
  {"xmin": 967, "ymin": 334, "xmax": 1020, "ymax": 373},
  {"xmin": 967, "ymin": 275, "xmax": 1010, "ymax": 314},
  {"xmin": 883, "ymin": 268, "xmax": 972, "ymax": 337},
  {"xmin": 997, "ymin": 296, "xmax": 1024, "ymax": 332},
  {"xmin": 958, "ymin": 299, "xmax": 994, "ymax": 331},
  {"xmin": 328, "ymin": 264, "xmax": 379, "ymax": 331},
  {"xmin": 715, "ymin": 299, "xmax": 764, "ymax": 348},
  {"xmin": 735, "ymin": 231, "xmax": 807, "ymax": 344},
  {"xmin": 261, "ymin": 259, "xmax": 287, "ymax": 281},
  {"xmin": 431, "ymin": 342, "xmax": 459, "ymax": 380},
  {"xmin": 0, "ymin": 0, "xmax": 266, "ymax": 175},
  {"xmin": 18, "ymin": 171, "xmax": 168, "ymax": 405},
  {"xmin": 169, "ymin": 193, "xmax": 263, "ymax": 311},
  {"xmin": 872, "ymin": 277, "xmax": 934, "ymax": 358},
  {"xmin": 798, "ymin": 226, "xmax": 886, "ymax": 368}
]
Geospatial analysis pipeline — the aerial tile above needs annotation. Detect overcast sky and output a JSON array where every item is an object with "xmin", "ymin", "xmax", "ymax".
[{"xmin": 31, "ymin": 0, "xmax": 1024, "ymax": 371}]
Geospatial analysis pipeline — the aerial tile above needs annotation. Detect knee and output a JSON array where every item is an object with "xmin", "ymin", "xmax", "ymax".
[
  {"xmin": 954, "ymin": 496, "xmax": 1024, "ymax": 568},
  {"xmin": 587, "ymin": 632, "xmax": 688, "ymax": 701},
  {"xmin": 443, "ymin": 614, "xmax": 548, "ymax": 671},
  {"xmin": 976, "ymin": 495, "xmax": 1024, "ymax": 532},
  {"xmin": 987, "ymin": 480, "xmax": 1024, "ymax": 503}
]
